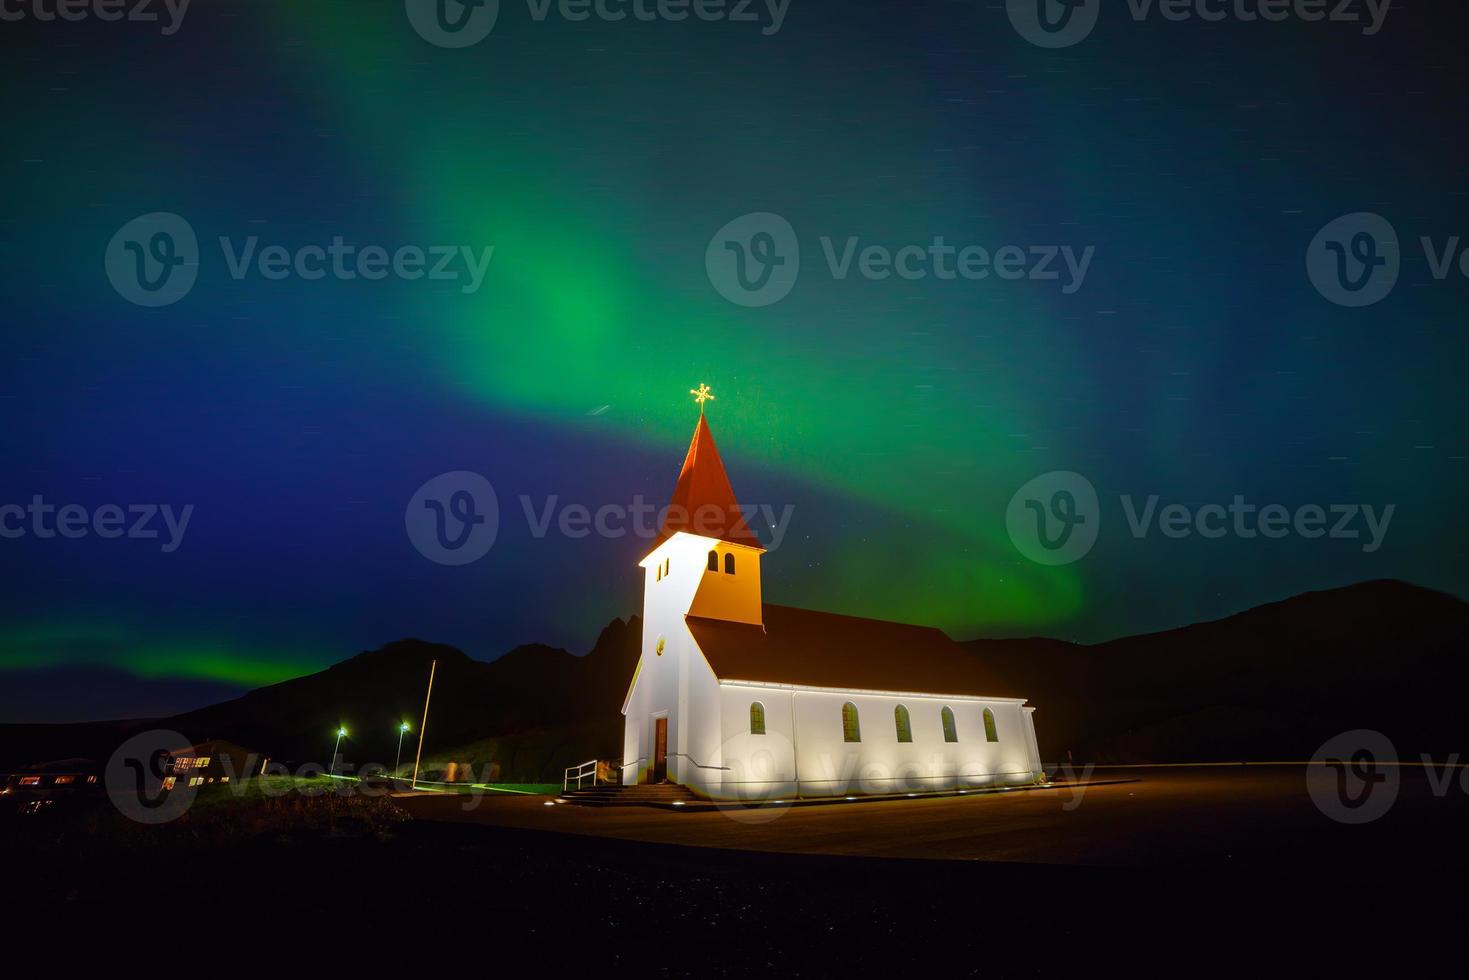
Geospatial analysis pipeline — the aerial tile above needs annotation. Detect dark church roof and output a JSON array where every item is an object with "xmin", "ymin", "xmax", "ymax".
[{"xmin": 686, "ymin": 604, "xmax": 1024, "ymax": 700}]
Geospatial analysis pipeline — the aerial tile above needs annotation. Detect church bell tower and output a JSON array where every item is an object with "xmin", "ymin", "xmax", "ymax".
[{"xmin": 638, "ymin": 384, "xmax": 764, "ymax": 628}]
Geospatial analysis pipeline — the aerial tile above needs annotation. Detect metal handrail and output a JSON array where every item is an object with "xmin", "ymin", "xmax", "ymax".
[
  {"xmin": 667, "ymin": 752, "xmax": 730, "ymax": 771},
  {"xmin": 562, "ymin": 757, "xmax": 649, "ymax": 792},
  {"xmin": 562, "ymin": 759, "xmax": 598, "ymax": 792},
  {"xmin": 562, "ymin": 754, "xmax": 730, "ymax": 792}
]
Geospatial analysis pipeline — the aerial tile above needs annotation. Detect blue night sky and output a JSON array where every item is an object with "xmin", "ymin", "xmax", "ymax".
[{"xmin": 1, "ymin": 0, "xmax": 1465, "ymax": 721}]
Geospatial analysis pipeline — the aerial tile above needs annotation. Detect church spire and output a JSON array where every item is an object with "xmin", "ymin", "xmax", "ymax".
[{"xmin": 656, "ymin": 386, "xmax": 762, "ymax": 549}]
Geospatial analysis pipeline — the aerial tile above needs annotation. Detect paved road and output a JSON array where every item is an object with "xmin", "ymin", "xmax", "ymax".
[{"xmin": 399, "ymin": 765, "xmax": 1468, "ymax": 880}]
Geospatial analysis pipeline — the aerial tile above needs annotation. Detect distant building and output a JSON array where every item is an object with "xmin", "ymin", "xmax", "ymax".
[
  {"xmin": 161, "ymin": 740, "xmax": 268, "ymax": 791},
  {"xmin": 4, "ymin": 758, "xmax": 100, "ymax": 795},
  {"xmin": 3, "ymin": 758, "xmax": 101, "ymax": 812}
]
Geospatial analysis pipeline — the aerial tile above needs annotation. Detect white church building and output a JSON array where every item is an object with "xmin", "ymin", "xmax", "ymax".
[{"xmin": 621, "ymin": 393, "xmax": 1043, "ymax": 801}]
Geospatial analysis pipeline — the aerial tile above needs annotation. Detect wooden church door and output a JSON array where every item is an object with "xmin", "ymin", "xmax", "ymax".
[{"xmin": 653, "ymin": 717, "xmax": 668, "ymax": 783}]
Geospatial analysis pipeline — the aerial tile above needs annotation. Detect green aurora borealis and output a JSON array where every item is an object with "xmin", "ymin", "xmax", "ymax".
[{"xmin": 2, "ymin": 2, "xmax": 1466, "ymax": 717}]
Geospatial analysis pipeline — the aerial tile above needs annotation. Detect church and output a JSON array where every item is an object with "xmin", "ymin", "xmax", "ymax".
[{"xmin": 621, "ymin": 386, "xmax": 1043, "ymax": 801}]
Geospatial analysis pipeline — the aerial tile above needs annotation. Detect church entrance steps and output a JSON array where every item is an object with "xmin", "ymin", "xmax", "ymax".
[{"xmin": 557, "ymin": 783, "xmax": 700, "ymax": 808}]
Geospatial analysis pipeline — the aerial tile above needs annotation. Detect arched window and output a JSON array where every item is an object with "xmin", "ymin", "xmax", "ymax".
[
  {"xmin": 894, "ymin": 704, "xmax": 913, "ymax": 743},
  {"xmin": 941, "ymin": 706, "xmax": 958, "ymax": 743},
  {"xmin": 707, "ymin": 550, "xmax": 719, "ymax": 571},
  {"xmin": 983, "ymin": 708, "xmax": 999, "ymax": 743},
  {"xmin": 724, "ymin": 552, "xmax": 735, "ymax": 574},
  {"xmin": 841, "ymin": 702, "xmax": 861, "ymax": 743},
  {"xmin": 750, "ymin": 702, "xmax": 766, "ymax": 735}
]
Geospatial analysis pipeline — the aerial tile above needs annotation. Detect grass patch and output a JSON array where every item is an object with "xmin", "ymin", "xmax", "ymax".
[{"xmin": 410, "ymin": 780, "xmax": 560, "ymax": 796}]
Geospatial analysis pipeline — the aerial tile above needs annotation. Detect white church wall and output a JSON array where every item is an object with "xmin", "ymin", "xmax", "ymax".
[
  {"xmin": 718, "ymin": 684, "xmax": 799, "ymax": 802},
  {"xmin": 622, "ymin": 532, "xmax": 730, "ymax": 794},
  {"xmin": 717, "ymin": 683, "xmax": 1039, "ymax": 800}
]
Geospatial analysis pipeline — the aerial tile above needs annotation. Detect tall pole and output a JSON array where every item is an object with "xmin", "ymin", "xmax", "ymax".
[
  {"xmin": 410, "ymin": 659, "xmax": 437, "ymax": 791},
  {"xmin": 395, "ymin": 723, "xmax": 408, "ymax": 778},
  {"xmin": 330, "ymin": 728, "xmax": 345, "ymax": 777}
]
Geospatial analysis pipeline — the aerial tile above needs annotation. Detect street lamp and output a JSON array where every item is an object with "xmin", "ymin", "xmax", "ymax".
[
  {"xmin": 329, "ymin": 726, "xmax": 347, "ymax": 777},
  {"xmin": 395, "ymin": 722, "xmax": 410, "ymax": 778}
]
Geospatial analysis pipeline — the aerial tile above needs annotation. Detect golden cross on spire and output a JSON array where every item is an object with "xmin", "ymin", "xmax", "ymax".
[{"xmin": 689, "ymin": 383, "xmax": 715, "ymax": 413}]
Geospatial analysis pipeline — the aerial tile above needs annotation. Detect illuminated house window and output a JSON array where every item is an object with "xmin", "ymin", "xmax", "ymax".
[
  {"xmin": 750, "ymin": 702, "xmax": 766, "ymax": 735},
  {"xmin": 983, "ymin": 708, "xmax": 999, "ymax": 743},
  {"xmin": 53, "ymin": 775, "xmax": 75, "ymax": 785},
  {"xmin": 162, "ymin": 777, "xmax": 176, "ymax": 791},
  {"xmin": 894, "ymin": 705, "xmax": 912, "ymax": 743},
  {"xmin": 663, "ymin": 558, "xmax": 669, "ymax": 576},
  {"xmin": 197, "ymin": 757, "xmax": 211, "ymax": 767},
  {"xmin": 656, "ymin": 564, "xmax": 661, "ymax": 581},
  {"xmin": 19, "ymin": 776, "xmax": 41, "ymax": 786},
  {"xmin": 841, "ymin": 702, "xmax": 861, "ymax": 743},
  {"xmin": 941, "ymin": 706, "xmax": 958, "ymax": 743},
  {"xmin": 174, "ymin": 757, "xmax": 193, "ymax": 773},
  {"xmin": 724, "ymin": 553, "xmax": 735, "ymax": 574},
  {"xmin": 221, "ymin": 776, "xmax": 229, "ymax": 783},
  {"xmin": 707, "ymin": 550, "xmax": 719, "ymax": 571}
]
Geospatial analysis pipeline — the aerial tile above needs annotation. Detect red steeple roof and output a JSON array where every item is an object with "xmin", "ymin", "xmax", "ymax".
[{"xmin": 657, "ymin": 414, "xmax": 762, "ymax": 549}]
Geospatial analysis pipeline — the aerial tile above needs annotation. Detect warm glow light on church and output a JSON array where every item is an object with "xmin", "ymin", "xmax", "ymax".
[{"xmin": 621, "ymin": 387, "xmax": 1043, "ymax": 801}]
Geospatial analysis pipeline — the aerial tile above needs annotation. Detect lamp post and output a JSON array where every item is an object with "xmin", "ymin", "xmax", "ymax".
[
  {"xmin": 329, "ymin": 727, "xmax": 347, "ymax": 777},
  {"xmin": 411, "ymin": 659, "xmax": 437, "ymax": 791},
  {"xmin": 395, "ymin": 722, "xmax": 409, "ymax": 778}
]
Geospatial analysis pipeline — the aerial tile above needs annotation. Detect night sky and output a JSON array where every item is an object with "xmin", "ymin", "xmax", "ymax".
[{"xmin": 2, "ymin": 0, "xmax": 1465, "ymax": 721}]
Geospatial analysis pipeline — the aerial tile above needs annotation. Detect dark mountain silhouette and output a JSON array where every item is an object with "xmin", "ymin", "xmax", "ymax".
[
  {"xmin": 2, "ymin": 580, "xmax": 1463, "ymax": 775},
  {"xmin": 0, "ymin": 617, "xmax": 641, "ymax": 780},
  {"xmin": 964, "ymin": 580, "xmax": 1469, "ymax": 762}
]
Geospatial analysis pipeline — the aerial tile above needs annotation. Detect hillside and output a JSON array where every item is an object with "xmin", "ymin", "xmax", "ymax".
[
  {"xmin": 4, "ymin": 580, "xmax": 1465, "ymax": 774},
  {"xmin": 0, "ymin": 617, "xmax": 642, "ymax": 780},
  {"xmin": 964, "ymin": 580, "xmax": 1469, "ymax": 762}
]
